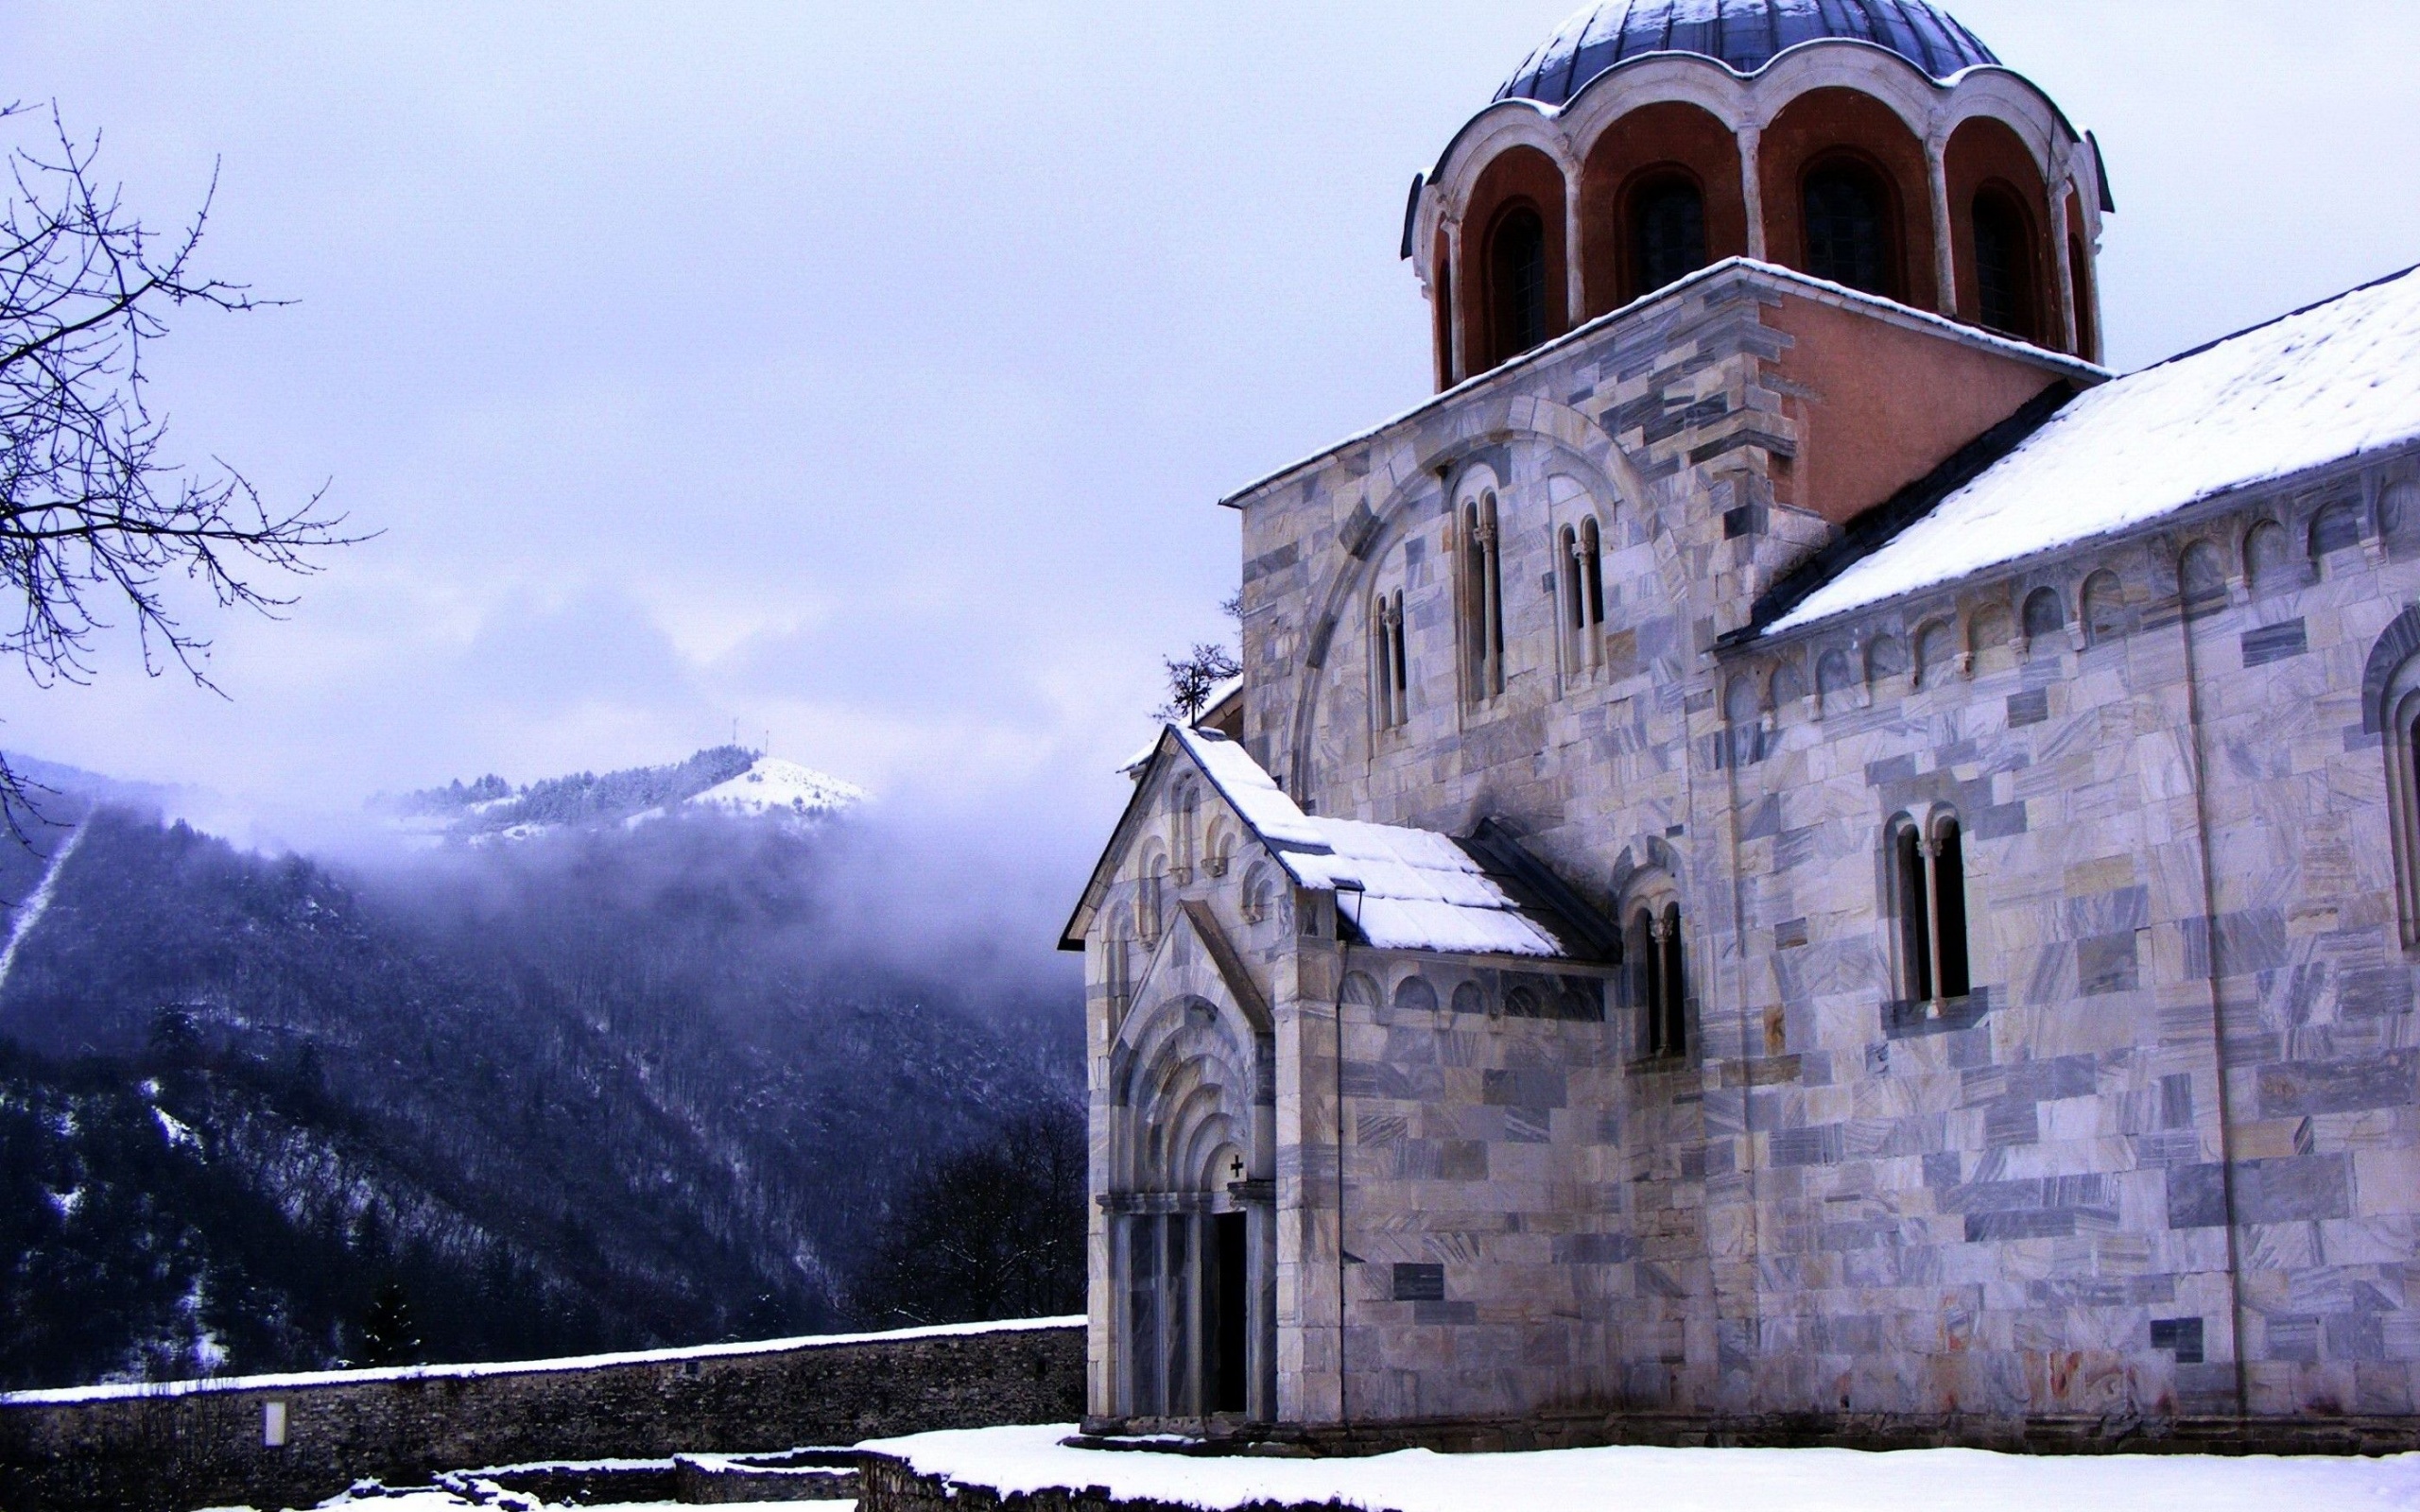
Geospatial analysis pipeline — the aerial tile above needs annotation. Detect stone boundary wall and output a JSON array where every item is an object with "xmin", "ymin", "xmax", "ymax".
[{"xmin": 0, "ymin": 1318, "xmax": 1083, "ymax": 1512}]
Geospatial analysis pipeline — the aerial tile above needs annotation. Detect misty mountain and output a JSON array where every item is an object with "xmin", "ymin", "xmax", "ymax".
[{"xmin": 0, "ymin": 754, "xmax": 1080, "ymax": 1391}]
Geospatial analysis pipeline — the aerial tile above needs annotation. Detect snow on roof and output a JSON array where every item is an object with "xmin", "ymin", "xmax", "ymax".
[
  {"xmin": 861, "ymin": 1422, "xmax": 2417, "ymax": 1512},
  {"xmin": 1164, "ymin": 725, "xmax": 1325, "ymax": 850},
  {"xmin": 1119, "ymin": 675, "xmax": 1249, "ymax": 774},
  {"xmin": 1769, "ymin": 264, "xmax": 2420, "ymax": 635},
  {"xmin": 1168, "ymin": 727, "xmax": 1586, "ymax": 960},
  {"xmin": 0, "ymin": 1314, "xmax": 1081, "ymax": 1406},
  {"xmin": 1287, "ymin": 819, "xmax": 1570, "ymax": 957}
]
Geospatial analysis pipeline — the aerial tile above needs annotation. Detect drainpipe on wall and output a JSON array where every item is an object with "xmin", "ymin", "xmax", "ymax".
[{"xmin": 1333, "ymin": 882, "xmax": 1364, "ymax": 1431}]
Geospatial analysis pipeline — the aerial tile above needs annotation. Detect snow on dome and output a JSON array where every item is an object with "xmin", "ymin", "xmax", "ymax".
[
  {"xmin": 1497, "ymin": 0, "xmax": 1998, "ymax": 107},
  {"xmin": 683, "ymin": 756, "xmax": 869, "ymax": 820},
  {"xmin": 1768, "ymin": 264, "xmax": 2420, "ymax": 635}
]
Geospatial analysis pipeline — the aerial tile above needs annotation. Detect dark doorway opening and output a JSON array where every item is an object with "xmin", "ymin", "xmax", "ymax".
[{"xmin": 1206, "ymin": 1212, "xmax": 1248, "ymax": 1415}]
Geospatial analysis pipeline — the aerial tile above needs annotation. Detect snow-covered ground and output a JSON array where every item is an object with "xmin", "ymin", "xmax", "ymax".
[
  {"xmin": 233, "ymin": 1495, "xmax": 851, "ymax": 1512},
  {"xmin": 863, "ymin": 1422, "xmax": 2420, "ymax": 1512}
]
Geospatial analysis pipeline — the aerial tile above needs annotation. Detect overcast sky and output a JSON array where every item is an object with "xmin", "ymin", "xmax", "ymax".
[{"xmin": 4, "ymin": 2, "xmax": 2418, "ymax": 873}]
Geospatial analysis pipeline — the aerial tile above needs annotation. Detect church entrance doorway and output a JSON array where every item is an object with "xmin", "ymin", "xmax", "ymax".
[{"xmin": 1206, "ymin": 1211, "xmax": 1248, "ymax": 1415}]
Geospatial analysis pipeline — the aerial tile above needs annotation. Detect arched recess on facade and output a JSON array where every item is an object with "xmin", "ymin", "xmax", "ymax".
[
  {"xmin": 1945, "ymin": 115, "xmax": 2054, "ymax": 347},
  {"xmin": 1110, "ymin": 993, "xmax": 1258, "ymax": 1194},
  {"xmin": 1280, "ymin": 400, "xmax": 1659, "ymax": 803},
  {"xmin": 1760, "ymin": 88, "xmax": 1935, "ymax": 305},
  {"xmin": 1578, "ymin": 100, "xmax": 1744, "ymax": 317}
]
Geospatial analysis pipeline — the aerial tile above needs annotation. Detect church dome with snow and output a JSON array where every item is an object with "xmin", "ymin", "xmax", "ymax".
[
  {"xmin": 1496, "ymin": 0, "xmax": 1999, "ymax": 107},
  {"xmin": 1404, "ymin": 0, "xmax": 2105, "ymax": 385}
]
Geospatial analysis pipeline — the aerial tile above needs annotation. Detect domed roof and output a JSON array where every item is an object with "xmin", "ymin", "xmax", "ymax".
[{"xmin": 1496, "ymin": 0, "xmax": 1998, "ymax": 108}]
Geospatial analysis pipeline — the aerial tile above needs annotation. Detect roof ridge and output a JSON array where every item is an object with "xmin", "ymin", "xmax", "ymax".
[{"xmin": 2139, "ymin": 261, "xmax": 2420, "ymax": 375}]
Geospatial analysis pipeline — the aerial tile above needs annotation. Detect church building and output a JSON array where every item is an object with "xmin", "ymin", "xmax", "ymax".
[{"xmin": 1063, "ymin": 0, "xmax": 2420, "ymax": 1451}]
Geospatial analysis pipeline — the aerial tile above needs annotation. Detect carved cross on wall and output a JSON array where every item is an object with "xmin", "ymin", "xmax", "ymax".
[{"xmin": 1227, "ymin": 1153, "xmax": 1246, "ymax": 1183}]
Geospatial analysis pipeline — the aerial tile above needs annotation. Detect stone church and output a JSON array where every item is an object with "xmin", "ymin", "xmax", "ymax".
[{"xmin": 1062, "ymin": 0, "xmax": 2420, "ymax": 1451}]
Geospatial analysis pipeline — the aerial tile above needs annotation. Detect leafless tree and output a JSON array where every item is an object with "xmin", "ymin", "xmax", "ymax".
[
  {"xmin": 1156, "ymin": 642, "xmax": 1240, "ymax": 725},
  {"xmin": 0, "ymin": 105, "xmax": 355, "ymax": 833}
]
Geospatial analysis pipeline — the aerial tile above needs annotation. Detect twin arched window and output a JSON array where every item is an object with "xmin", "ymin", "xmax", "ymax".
[
  {"xmin": 1487, "ymin": 205, "xmax": 1550, "ymax": 365},
  {"xmin": 1559, "ymin": 517, "xmax": 1605, "ymax": 675},
  {"xmin": 1892, "ymin": 812, "xmax": 1971, "ymax": 1006},
  {"xmin": 1371, "ymin": 589, "xmax": 1409, "ymax": 731},
  {"xmin": 1629, "ymin": 901, "xmax": 1687, "ymax": 1059},
  {"xmin": 1461, "ymin": 490, "xmax": 1506, "ymax": 703},
  {"xmin": 1804, "ymin": 159, "xmax": 1893, "ymax": 298}
]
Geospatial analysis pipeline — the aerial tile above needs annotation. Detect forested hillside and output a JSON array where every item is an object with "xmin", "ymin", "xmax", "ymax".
[{"xmin": 0, "ymin": 766, "xmax": 1082, "ymax": 1391}]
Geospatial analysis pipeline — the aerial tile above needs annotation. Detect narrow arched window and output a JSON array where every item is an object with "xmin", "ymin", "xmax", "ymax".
[
  {"xmin": 1934, "ymin": 818, "xmax": 1970, "ymax": 999},
  {"xmin": 1629, "ymin": 901, "xmax": 1686, "ymax": 1059},
  {"xmin": 1657, "ymin": 903, "xmax": 1686, "ymax": 1057},
  {"xmin": 1384, "ymin": 590, "xmax": 1403, "ymax": 730},
  {"xmin": 1461, "ymin": 493, "xmax": 1505, "ymax": 702},
  {"xmin": 1631, "ymin": 174, "xmax": 1707, "ymax": 298},
  {"xmin": 1559, "ymin": 520, "xmax": 1605, "ymax": 678},
  {"xmin": 1892, "ymin": 813, "xmax": 1973, "ymax": 1006},
  {"xmin": 1560, "ymin": 525, "xmax": 1582, "ymax": 639},
  {"xmin": 1580, "ymin": 517, "xmax": 1604, "ymax": 628},
  {"xmin": 1972, "ymin": 187, "xmax": 2037, "ymax": 342},
  {"xmin": 1389, "ymin": 591, "xmax": 1409, "ymax": 724},
  {"xmin": 1488, "ymin": 205, "xmax": 1548, "ymax": 364},
  {"xmin": 1894, "ymin": 823, "xmax": 1931, "ymax": 1002},
  {"xmin": 1804, "ymin": 161, "xmax": 1893, "ymax": 297}
]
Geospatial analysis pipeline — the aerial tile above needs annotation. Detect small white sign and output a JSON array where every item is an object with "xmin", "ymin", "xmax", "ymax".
[{"xmin": 263, "ymin": 1400, "xmax": 288, "ymax": 1448}]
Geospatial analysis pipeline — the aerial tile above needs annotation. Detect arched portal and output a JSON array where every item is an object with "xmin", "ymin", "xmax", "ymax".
[{"xmin": 1106, "ymin": 983, "xmax": 1271, "ymax": 1424}]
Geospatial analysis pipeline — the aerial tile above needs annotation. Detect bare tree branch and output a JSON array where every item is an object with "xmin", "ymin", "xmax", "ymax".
[{"xmin": 0, "ymin": 103, "xmax": 366, "ymax": 838}]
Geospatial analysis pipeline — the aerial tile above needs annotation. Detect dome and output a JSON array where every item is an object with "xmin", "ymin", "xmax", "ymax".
[{"xmin": 1496, "ymin": 0, "xmax": 1998, "ymax": 108}]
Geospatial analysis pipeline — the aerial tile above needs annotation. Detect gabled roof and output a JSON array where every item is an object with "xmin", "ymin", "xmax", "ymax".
[
  {"xmin": 1063, "ymin": 725, "xmax": 1616, "ymax": 964},
  {"xmin": 1762, "ymin": 263, "xmax": 2420, "ymax": 638}
]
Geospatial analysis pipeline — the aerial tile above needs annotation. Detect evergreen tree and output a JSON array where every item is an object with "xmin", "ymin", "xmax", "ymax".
[{"xmin": 357, "ymin": 1280, "xmax": 421, "ymax": 1367}]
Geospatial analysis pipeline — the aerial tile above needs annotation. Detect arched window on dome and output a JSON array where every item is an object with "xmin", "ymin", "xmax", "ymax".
[
  {"xmin": 1972, "ymin": 185, "xmax": 2039, "ymax": 343},
  {"xmin": 1803, "ymin": 158, "xmax": 1895, "ymax": 299},
  {"xmin": 1486, "ymin": 204, "xmax": 1550, "ymax": 365},
  {"xmin": 1628, "ymin": 171, "xmax": 1707, "ymax": 300}
]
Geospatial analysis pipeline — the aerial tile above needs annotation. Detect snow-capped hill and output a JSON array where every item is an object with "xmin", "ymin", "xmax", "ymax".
[
  {"xmin": 382, "ymin": 747, "xmax": 866, "ymax": 844},
  {"xmin": 686, "ymin": 757, "xmax": 869, "ymax": 821}
]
